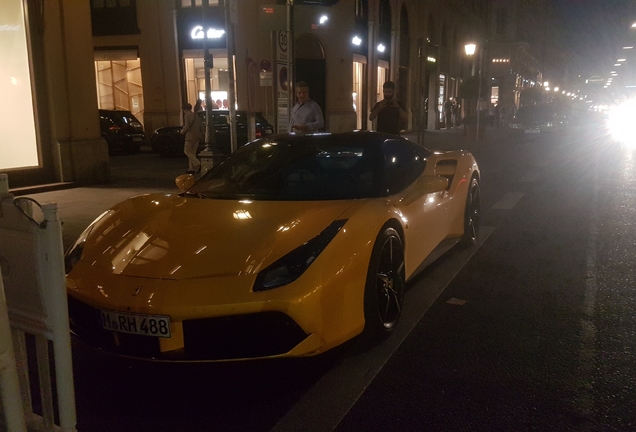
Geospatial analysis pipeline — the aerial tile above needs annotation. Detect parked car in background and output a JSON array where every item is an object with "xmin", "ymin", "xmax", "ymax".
[
  {"xmin": 99, "ymin": 109, "xmax": 145, "ymax": 154},
  {"xmin": 150, "ymin": 110, "xmax": 274, "ymax": 157},
  {"xmin": 508, "ymin": 105, "xmax": 568, "ymax": 136}
]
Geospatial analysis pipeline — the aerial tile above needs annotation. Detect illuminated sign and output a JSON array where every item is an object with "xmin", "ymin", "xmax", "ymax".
[{"xmin": 190, "ymin": 25, "xmax": 226, "ymax": 40}]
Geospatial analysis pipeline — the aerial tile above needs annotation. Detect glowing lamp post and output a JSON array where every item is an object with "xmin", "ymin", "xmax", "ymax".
[
  {"xmin": 465, "ymin": 43, "xmax": 476, "ymax": 76},
  {"xmin": 464, "ymin": 43, "xmax": 483, "ymax": 141}
]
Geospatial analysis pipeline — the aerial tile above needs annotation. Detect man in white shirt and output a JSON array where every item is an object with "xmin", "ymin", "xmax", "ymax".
[
  {"xmin": 289, "ymin": 81, "xmax": 324, "ymax": 134},
  {"xmin": 180, "ymin": 103, "xmax": 202, "ymax": 174}
]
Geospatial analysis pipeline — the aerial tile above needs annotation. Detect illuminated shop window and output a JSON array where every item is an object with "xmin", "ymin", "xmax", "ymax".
[
  {"xmin": 376, "ymin": 63, "xmax": 388, "ymax": 103},
  {"xmin": 184, "ymin": 56, "xmax": 229, "ymax": 109},
  {"xmin": 94, "ymin": 58, "xmax": 144, "ymax": 125},
  {"xmin": 491, "ymin": 86, "xmax": 499, "ymax": 105},
  {"xmin": 353, "ymin": 60, "xmax": 365, "ymax": 129},
  {"xmin": 1, "ymin": 0, "xmax": 39, "ymax": 170},
  {"xmin": 181, "ymin": 0, "xmax": 219, "ymax": 7}
]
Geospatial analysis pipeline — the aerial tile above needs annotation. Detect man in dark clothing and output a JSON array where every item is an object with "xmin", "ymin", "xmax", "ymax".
[
  {"xmin": 369, "ymin": 81, "xmax": 408, "ymax": 135},
  {"xmin": 444, "ymin": 98, "xmax": 454, "ymax": 128}
]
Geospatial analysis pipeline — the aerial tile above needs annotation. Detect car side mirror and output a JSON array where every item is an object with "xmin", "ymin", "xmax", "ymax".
[
  {"xmin": 175, "ymin": 174, "xmax": 195, "ymax": 192},
  {"xmin": 401, "ymin": 175, "xmax": 448, "ymax": 205}
]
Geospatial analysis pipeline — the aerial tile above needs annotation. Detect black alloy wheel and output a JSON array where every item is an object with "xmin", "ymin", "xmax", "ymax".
[
  {"xmin": 363, "ymin": 227, "xmax": 405, "ymax": 339},
  {"xmin": 461, "ymin": 175, "xmax": 481, "ymax": 246}
]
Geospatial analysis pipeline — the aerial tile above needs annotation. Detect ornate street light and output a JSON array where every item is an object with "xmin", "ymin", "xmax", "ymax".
[{"xmin": 464, "ymin": 42, "xmax": 483, "ymax": 141}]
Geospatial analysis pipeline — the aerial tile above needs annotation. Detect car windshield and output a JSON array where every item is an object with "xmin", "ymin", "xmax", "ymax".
[
  {"xmin": 104, "ymin": 111, "xmax": 142, "ymax": 127},
  {"xmin": 188, "ymin": 134, "xmax": 387, "ymax": 200}
]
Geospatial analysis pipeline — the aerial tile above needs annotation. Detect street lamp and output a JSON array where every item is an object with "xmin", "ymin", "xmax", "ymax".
[
  {"xmin": 465, "ymin": 43, "xmax": 476, "ymax": 76},
  {"xmin": 464, "ymin": 42, "xmax": 483, "ymax": 141}
]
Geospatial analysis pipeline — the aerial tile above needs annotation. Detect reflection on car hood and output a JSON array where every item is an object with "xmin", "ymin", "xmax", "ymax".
[{"xmin": 78, "ymin": 193, "xmax": 354, "ymax": 280}]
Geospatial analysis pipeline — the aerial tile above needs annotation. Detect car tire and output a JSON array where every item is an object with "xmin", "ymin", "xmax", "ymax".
[
  {"xmin": 157, "ymin": 136, "xmax": 179, "ymax": 158},
  {"xmin": 361, "ymin": 226, "xmax": 405, "ymax": 342},
  {"xmin": 461, "ymin": 175, "xmax": 480, "ymax": 246}
]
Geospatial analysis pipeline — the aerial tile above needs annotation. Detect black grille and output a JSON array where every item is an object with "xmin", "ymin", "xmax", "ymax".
[
  {"xmin": 183, "ymin": 312, "xmax": 308, "ymax": 360},
  {"xmin": 67, "ymin": 296, "xmax": 308, "ymax": 361}
]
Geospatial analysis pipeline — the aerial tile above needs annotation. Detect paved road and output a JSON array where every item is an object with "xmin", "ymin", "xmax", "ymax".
[
  {"xmin": 22, "ymin": 124, "xmax": 636, "ymax": 431},
  {"xmin": 337, "ymin": 125, "xmax": 636, "ymax": 431}
]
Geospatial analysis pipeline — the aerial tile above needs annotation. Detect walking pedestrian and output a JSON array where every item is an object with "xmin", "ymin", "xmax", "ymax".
[
  {"xmin": 369, "ymin": 81, "xmax": 408, "ymax": 135},
  {"xmin": 181, "ymin": 103, "xmax": 202, "ymax": 174},
  {"xmin": 453, "ymin": 100, "xmax": 461, "ymax": 127},
  {"xmin": 289, "ymin": 81, "xmax": 324, "ymax": 134},
  {"xmin": 444, "ymin": 98, "xmax": 454, "ymax": 129}
]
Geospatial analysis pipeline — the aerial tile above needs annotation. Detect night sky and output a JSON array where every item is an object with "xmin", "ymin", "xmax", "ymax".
[{"xmin": 554, "ymin": 0, "xmax": 636, "ymax": 79}]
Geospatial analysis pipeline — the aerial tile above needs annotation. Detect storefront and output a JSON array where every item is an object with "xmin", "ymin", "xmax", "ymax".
[
  {"xmin": 94, "ymin": 49, "xmax": 144, "ymax": 125},
  {"xmin": 176, "ymin": 7, "xmax": 230, "ymax": 110},
  {"xmin": 353, "ymin": 54, "xmax": 366, "ymax": 130}
]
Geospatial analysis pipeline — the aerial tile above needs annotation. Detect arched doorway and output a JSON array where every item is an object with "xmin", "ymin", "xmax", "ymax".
[{"xmin": 294, "ymin": 34, "xmax": 326, "ymax": 130}]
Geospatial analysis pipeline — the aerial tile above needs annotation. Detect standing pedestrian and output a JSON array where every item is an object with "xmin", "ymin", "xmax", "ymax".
[
  {"xmin": 369, "ymin": 81, "xmax": 408, "ymax": 135},
  {"xmin": 289, "ymin": 81, "xmax": 324, "ymax": 134},
  {"xmin": 444, "ymin": 98, "xmax": 454, "ymax": 129},
  {"xmin": 453, "ymin": 100, "xmax": 461, "ymax": 127},
  {"xmin": 194, "ymin": 98, "xmax": 204, "ymax": 113},
  {"xmin": 181, "ymin": 103, "xmax": 201, "ymax": 174}
]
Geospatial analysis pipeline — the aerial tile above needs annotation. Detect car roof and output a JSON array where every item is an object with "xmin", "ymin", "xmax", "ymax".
[
  {"xmin": 99, "ymin": 109, "xmax": 133, "ymax": 115},
  {"xmin": 260, "ymin": 131, "xmax": 402, "ymax": 145}
]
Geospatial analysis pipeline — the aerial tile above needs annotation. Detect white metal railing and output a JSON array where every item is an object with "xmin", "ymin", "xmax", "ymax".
[{"xmin": 0, "ymin": 174, "xmax": 77, "ymax": 431}]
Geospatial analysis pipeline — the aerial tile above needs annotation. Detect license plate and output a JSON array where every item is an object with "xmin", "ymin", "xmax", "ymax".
[
  {"xmin": 133, "ymin": 137, "xmax": 143, "ymax": 141},
  {"xmin": 100, "ymin": 310, "xmax": 171, "ymax": 338},
  {"xmin": 524, "ymin": 129, "xmax": 540, "ymax": 134}
]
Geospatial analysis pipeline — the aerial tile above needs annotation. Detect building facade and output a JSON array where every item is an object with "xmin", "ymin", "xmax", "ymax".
[{"xmin": 6, "ymin": 0, "xmax": 497, "ymax": 190}]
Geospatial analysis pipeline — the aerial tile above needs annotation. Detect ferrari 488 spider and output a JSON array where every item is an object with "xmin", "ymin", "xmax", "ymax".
[{"xmin": 65, "ymin": 131, "xmax": 480, "ymax": 361}]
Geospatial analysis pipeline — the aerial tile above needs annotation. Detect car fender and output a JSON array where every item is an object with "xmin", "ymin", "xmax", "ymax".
[{"xmin": 424, "ymin": 151, "xmax": 479, "ymax": 237}]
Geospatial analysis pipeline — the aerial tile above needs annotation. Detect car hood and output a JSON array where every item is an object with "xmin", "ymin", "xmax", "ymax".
[{"xmin": 77, "ymin": 193, "xmax": 355, "ymax": 280}]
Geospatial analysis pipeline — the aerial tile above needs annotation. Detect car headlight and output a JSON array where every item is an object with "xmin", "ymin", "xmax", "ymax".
[
  {"xmin": 253, "ymin": 219, "xmax": 348, "ymax": 292},
  {"xmin": 64, "ymin": 210, "xmax": 111, "ymax": 274},
  {"xmin": 64, "ymin": 236, "xmax": 87, "ymax": 275}
]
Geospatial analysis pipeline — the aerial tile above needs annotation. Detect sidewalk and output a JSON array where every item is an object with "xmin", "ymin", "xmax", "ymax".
[{"xmin": 17, "ymin": 127, "xmax": 507, "ymax": 251}]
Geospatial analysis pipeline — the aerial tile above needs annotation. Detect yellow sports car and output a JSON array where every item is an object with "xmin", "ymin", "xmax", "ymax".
[{"xmin": 65, "ymin": 131, "xmax": 480, "ymax": 361}]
